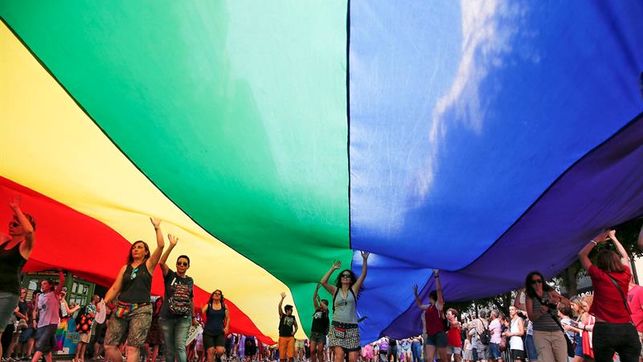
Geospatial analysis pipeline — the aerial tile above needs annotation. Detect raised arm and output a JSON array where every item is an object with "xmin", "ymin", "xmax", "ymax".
[
  {"xmin": 320, "ymin": 261, "xmax": 341, "ymax": 295},
  {"xmin": 146, "ymin": 217, "xmax": 165, "ymax": 272},
  {"xmin": 10, "ymin": 198, "xmax": 35, "ymax": 259},
  {"xmin": 278, "ymin": 292, "xmax": 286, "ymax": 317},
  {"xmin": 578, "ymin": 230, "xmax": 610, "ymax": 270},
  {"xmin": 159, "ymin": 234, "xmax": 178, "ymax": 276},
  {"xmin": 412, "ymin": 284, "xmax": 426, "ymax": 309},
  {"xmin": 434, "ymin": 269, "xmax": 444, "ymax": 308},
  {"xmin": 62, "ymin": 299, "xmax": 81, "ymax": 315},
  {"xmin": 54, "ymin": 271, "xmax": 65, "ymax": 295},
  {"xmin": 313, "ymin": 283, "xmax": 321, "ymax": 310},
  {"xmin": 104, "ymin": 265, "xmax": 127, "ymax": 304},
  {"xmin": 608, "ymin": 229, "xmax": 630, "ymax": 265},
  {"xmin": 352, "ymin": 251, "xmax": 369, "ymax": 295}
]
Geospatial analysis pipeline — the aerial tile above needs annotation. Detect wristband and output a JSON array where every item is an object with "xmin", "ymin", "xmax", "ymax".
[{"xmin": 590, "ymin": 240, "xmax": 598, "ymax": 246}]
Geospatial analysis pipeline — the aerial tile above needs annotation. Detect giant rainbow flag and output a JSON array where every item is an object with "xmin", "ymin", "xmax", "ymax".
[{"xmin": 1, "ymin": 1, "xmax": 642, "ymax": 343}]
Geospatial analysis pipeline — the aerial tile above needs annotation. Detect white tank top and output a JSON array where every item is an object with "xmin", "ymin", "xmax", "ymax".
[{"xmin": 509, "ymin": 317, "xmax": 524, "ymax": 351}]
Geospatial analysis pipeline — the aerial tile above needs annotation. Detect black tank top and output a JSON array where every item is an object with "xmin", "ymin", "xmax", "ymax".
[
  {"xmin": 311, "ymin": 308, "xmax": 329, "ymax": 334},
  {"xmin": 0, "ymin": 242, "xmax": 27, "ymax": 294},
  {"xmin": 119, "ymin": 263, "xmax": 152, "ymax": 303},
  {"xmin": 205, "ymin": 303, "xmax": 226, "ymax": 335},
  {"xmin": 279, "ymin": 315, "xmax": 296, "ymax": 337}
]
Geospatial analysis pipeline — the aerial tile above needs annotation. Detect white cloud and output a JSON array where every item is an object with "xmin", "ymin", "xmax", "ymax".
[{"xmin": 415, "ymin": 0, "xmax": 526, "ymax": 200}]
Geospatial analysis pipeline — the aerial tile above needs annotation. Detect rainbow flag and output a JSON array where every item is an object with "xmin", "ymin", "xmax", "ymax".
[{"xmin": 1, "ymin": 1, "xmax": 642, "ymax": 343}]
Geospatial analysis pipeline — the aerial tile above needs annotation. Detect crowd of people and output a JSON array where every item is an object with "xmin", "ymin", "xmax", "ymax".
[{"xmin": 2, "ymin": 199, "xmax": 643, "ymax": 362}]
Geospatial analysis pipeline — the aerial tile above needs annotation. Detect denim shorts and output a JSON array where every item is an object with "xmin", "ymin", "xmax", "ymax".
[
  {"xmin": 0, "ymin": 292, "xmax": 19, "ymax": 328},
  {"xmin": 489, "ymin": 343, "xmax": 501, "ymax": 359},
  {"xmin": 35, "ymin": 324, "xmax": 58, "ymax": 353},
  {"xmin": 20, "ymin": 327, "xmax": 35, "ymax": 343},
  {"xmin": 425, "ymin": 331, "xmax": 447, "ymax": 347},
  {"xmin": 310, "ymin": 331, "xmax": 326, "ymax": 344}
]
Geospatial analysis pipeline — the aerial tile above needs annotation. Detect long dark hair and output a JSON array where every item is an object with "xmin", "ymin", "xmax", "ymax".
[
  {"xmin": 209, "ymin": 289, "xmax": 225, "ymax": 308},
  {"xmin": 525, "ymin": 271, "xmax": 552, "ymax": 298},
  {"xmin": 335, "ymin": 269, "xmax": 357, "ymax": 288},
  {"xmin": 127, "ymin": 240, "xmax": 150, "ymax": 264}
]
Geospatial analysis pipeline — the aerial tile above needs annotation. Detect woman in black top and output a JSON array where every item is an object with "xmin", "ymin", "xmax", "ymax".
[
  {"xmin": 104, "ymin": 217, "xmax": 165, "ymax": 362},
  {"xmin": 0, "ymin": 198, "xmax": 35, "ymax": 361},
  {"xmin": 202, "ymin": 290, "xmax": 230, "ymax": 362}
]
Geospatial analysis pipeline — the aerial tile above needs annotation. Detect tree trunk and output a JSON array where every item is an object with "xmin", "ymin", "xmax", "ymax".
[{"xmin": 563, "ymin": 264, "xmax": 579, "ymax": 296}]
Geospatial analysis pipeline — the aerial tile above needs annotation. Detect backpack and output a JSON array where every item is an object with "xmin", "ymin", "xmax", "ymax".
[
  {"xmin": 168, "ymin": 277, "xmax": 192, "ymax": 316},
  {"xmin": 332, "ymin": 288, "xmax": 357, "ymax": 312},
  {"xmin": 75, "ymin": 305, "xmax": 94, "ymax": 333},
  {"xmin": 477, "ymin": 319, "xmax": 491, "ymax": 345}
]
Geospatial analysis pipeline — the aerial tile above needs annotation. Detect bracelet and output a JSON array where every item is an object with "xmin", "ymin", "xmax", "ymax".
[{"xmin": 590, "ymin": 240, "xmax": 598, "ymax": 246}]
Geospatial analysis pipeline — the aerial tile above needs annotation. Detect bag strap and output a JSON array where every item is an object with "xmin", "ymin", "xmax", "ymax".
[
  {"xmin": 332, "ymin": 287, "xmax": 357, "ymax": 312},
  {"xmin": 606, "ymin": 272, "xmax": 633, "ymax": 318},
  {"xmin": 535, "ymin": 295, "xmax": 573, "ymax": 342}
]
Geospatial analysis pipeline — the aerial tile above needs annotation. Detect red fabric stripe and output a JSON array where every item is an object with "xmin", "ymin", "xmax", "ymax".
[{"xmin": 0, "ymin": 175, "xmax": 274, "ymax": 344}]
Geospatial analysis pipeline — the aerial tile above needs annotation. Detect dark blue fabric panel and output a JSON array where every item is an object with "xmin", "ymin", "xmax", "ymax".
[{"xmin": 350, "ymin": 0, "xmax": 643, "ymax": 342}]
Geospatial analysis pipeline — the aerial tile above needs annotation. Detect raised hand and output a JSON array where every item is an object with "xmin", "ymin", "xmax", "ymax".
[
  {"xmin": 331, "ymin": 260, "xmax": 341, "ymax": 270},
  {"xmin": 168, "ymin": 234, "xmax": 179, "ymax": 246},
  {"xmin": 592, "ymin": 230, "xmax": 610, "ymax": 243},
  {"xmin": 361, "ymin": 251, "xmax": 370, "ymax": 260},
  {"xmin": 280, "ymin": 292, "xmax": 286, "ymax": 299},
  {"xmin": 433, "ymin": 269, "xmax": 440, "ymax": 277},
  {"xmin": 608, "ymin": 229, "xmax": 617, "ymax": 240},
  {"xmin": 413, "ymin": 284, "xmax": 419, "ymax": 294},
  {"xmin": 150, "ymin": 217, "xmax": 161, "ymax": 229},
  {"xmin": 9, "ymin": 196, "xmax": 20, "ymax": 211}
]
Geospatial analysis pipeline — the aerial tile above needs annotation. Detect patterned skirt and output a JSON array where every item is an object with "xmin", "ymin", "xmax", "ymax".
[{"xmin": 328, "ymin": 321, "xmax": 360, "ymax": 351}]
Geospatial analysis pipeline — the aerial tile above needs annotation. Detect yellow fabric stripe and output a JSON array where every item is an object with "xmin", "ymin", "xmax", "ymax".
[{"xmin": 0, "ymin": 22, "xmax": 306, "ymax": 340}]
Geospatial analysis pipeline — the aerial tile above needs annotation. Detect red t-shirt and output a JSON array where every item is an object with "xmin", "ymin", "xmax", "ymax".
[
  {"xmin": 447, "ymin": 326, "xmax": 462, "ymax": 347},
  {"xmin": 588, "ymin": 264, "xmax": 631, "ymax": 323},
  {"xmin": 628, "ymin": 285, "xmax": 643, "ymax": 332}
]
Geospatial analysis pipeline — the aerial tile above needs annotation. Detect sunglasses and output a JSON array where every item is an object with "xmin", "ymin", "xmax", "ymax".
[
  {"xmin": 213, "ymin": 292, "xmax": 222, "ymax": 295},
  {"xmin": 530, "ymin": 279, "xmax": 543, "ymax": 285},
  {"xmin": 177, "ymin": 261, "xmax": 189, "ymax": 266},
  {"xmin": 341, "ymin": 274, "xmax": 352, "ymax": 278}
]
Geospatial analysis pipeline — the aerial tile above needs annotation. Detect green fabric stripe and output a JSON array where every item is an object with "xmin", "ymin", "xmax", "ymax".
[{"xmin": 1, "ymin": 0, "xmax": 350, "ymax": 333}]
